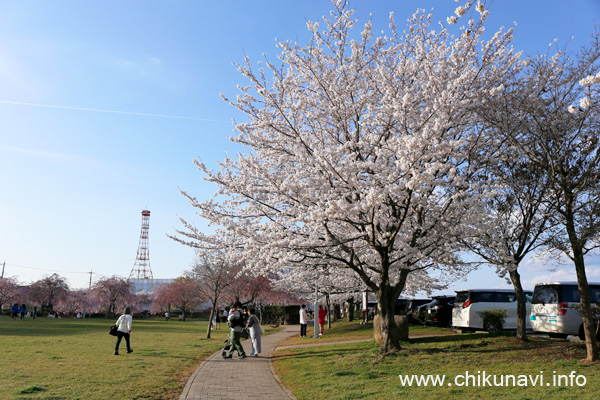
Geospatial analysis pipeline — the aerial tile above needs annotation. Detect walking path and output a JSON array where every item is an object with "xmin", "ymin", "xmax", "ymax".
[{"xmin": 179, "ymin": 325, "xmax": 299, "ymax": 400}]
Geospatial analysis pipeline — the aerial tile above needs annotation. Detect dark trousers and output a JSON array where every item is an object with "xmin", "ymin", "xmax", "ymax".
[
  {"xmin": 115, "ymin": 331, "xmax": 131, "ymax": 352},
  {"xmin": 227, "ymin": 330, "xmax": 246, "ymax": 357},
  {"xmin": 300, "ymin": 324, "xmax": 307, "ymax": 337}
]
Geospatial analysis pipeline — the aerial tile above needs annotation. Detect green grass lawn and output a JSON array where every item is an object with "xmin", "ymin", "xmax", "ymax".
[
  {"xmin": 274, "ymin": 326, "xmax": 600, "ymax": 400},
  {"xmin": 279, "ymin": 320, "xmax": 457, "ymax": 347},
  {"xmin": 0, "ymin": 315, "xmax": 231, "ymax": 399}
]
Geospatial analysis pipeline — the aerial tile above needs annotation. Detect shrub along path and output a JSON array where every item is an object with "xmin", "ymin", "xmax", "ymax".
[{"xmin": 179, "ymin": 325, "xmax": 299, "ymax": 400}]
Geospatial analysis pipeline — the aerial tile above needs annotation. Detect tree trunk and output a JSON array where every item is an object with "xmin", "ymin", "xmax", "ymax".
[
  {"xmin": 334, "ymin": 304, "xmax": 341, "ymax": 320},
  {"xmin": 564, "ymin": 199, "xmax": 599, "ymax": 362},
  {"xmin": 573, "ymin": 250, "xmax": 599, "ymax": 361},
  {"xmin": 206, "ymin": 303, "xmax": 216, "ymax": 339},
  {"xmin": 326, "ymin": 293, "xmax": 331, "ymax": 329},
  {"xmin": 508, "ymin": 269, "xmax": 529, "ymax": 342},
  {"xmin": 347, "ymin": 299, "xmax": 354, "ymax": 322},
  {"xmin": 376, "ymin": 286, "xmax": 401, "ymax": 354}
]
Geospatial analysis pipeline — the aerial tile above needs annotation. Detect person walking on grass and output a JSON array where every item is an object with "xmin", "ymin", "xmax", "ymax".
[
  {"xmin": 246, "ymin": 308, "xmax": 262, "ymax": 357},
  {"xmin": 114, "ymin": 307, "xmax": 133, "ymax": 356},
  {"xmin": 223, "ymin": 301, "xmax": 247, "ymax": 360},
  {"xmin": 11, "ymin": 304, "xmax": 19, "ymax": 320},
  {"xmin": 299, "ymin": 304, "xmax": 308, "ymax": 337},
  {"xmin": 318, "ymin": 305, "xmax": 327, "ymax": 335}
]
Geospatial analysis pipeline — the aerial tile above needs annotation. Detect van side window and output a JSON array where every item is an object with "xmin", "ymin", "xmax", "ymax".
[
  {"xmin": 472, "ymin": 292, "xmax": 495, "ymax": 302},
  {"xmin": 496, "ymin": 292, "xmax": 517, "ymax": 303},
  {"xmin": 589, "ymin": 286, "xmax": 600, "ymax": 303},
  {"xmin": 532, "ymin": 286, "xmax": 558, "ymax": 304},
  {"xmin": 525, "ymin": 292, "xmax": 533, "ymax": 303},
  {"xmin": 561, "ymin": 286, "xmax": 579, "ymax": 303}
]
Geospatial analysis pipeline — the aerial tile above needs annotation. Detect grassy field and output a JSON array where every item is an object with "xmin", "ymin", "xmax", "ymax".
[
  {"xmin": 0, "ymin": 315, "xmax": 232, "ymax": 399},
  {"xmin": 278, "ymin": 320, "xmax": 457, "ymax": 347},
  {"xmin": 274, "ymin": 324, "xmax": 600, "ymax": 400}
]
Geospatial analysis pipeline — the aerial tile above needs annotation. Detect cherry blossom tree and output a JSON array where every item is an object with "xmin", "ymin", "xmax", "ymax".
[
  {"xmin": 151, "ymin": 277, "xmax": 203, "ymax": 321},
  {"xmin": 0, "ymin": 277, "xmax": 19, "ymax": 314},
  {"xmin": 91, "ymin": 276, "xmax": 136, "ymax": 318},
  {"xmin": 228, "ymin": 271, "xmax": 272, "ymax": 306},
  {"xmin": 461, "ymin": 157, "xmax": 558, "ymax": 341},
  {"xmin": 481, "ymin": 34, "xmax": 600, "ymax": 361},
  {"xmin": 55, "ymin": 289, "xmax": 89, "ymax": 315},
  {"xmin": 188, "ymin": 252, "xmax": 237, "ymax": 338},
  {"xmin": 28, "ymin": 273, "xmax": 69, "ymax": 314},
  {"xmin": 176, "ymin": 1, "xmax": 519, "ymax": 353}
]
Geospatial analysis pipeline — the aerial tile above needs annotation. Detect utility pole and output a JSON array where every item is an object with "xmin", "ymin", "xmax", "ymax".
[
  {"xmin": 314, "ymin": 276, "xmax": 320, "ymax": 339},
  {"xmin": 1, "ymin": 261, "xmax": 5, "ymax": 279},
  {"xmin": 83, "ymin": 271, "xmax": 93, "ymax": 320}
]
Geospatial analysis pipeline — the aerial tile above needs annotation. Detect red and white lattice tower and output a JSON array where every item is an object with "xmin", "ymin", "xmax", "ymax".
[{"xmin": 129, "ymin": 210, "xmax": 154, "ymax": 280}]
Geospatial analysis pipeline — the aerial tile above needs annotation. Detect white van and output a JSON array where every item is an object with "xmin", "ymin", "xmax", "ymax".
[
  {"xmin": 452, "ymin": 289, "xmax": 532, "ymax": 332},
  {"xmin": 530, "ymin": 282, "xmax": 600, "ymax": 339}
]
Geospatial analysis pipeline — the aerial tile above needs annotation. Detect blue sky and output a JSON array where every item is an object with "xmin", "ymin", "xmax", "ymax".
[{"xmin": 1, "ymin": 0, "xmax": 599, "ymax": 294}]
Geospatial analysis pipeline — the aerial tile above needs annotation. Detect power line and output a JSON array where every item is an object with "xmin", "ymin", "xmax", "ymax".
[{"xmin": 4, "ymin": 262, "xmax": 107, "ymax": 277}]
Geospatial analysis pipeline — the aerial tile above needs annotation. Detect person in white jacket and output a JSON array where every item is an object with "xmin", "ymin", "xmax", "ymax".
[
  {"xmin": 114, "ymin": 307, "xmax": 133, "ymax": 355},
  {"xmin": 299, "ymin": 304, "xmax": 309, "ymax": 337}
]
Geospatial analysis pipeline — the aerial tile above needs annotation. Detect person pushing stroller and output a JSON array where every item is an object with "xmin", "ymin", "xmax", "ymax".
[{"xmin": 223, "ymin": 301, "xmax": 247, "ymax": 359}]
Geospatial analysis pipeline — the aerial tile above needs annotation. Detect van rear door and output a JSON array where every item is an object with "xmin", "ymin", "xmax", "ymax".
[
  {"xmin": 530, "ymin": 284, "xmax": 560, "ymax": 333},
  {"xmin": 452, "ymin": 291, "xmax": 470, "ymax": 328}
]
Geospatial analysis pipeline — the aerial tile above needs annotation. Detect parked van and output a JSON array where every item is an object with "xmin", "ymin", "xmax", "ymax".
[
  {"xmin": 452, "ymin": 289, "xmax": 532, "ymax": 332},
  {"xmin": 530, "ymin": 282, "xmax": 600, "ymax": 339}
]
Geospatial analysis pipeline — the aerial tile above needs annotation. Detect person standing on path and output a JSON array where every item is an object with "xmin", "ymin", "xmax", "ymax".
[
  {"xmin": 299, "ymin": 305, "xmax": 308, "ymax": 337},
  {"xmin": 224, "ymin": 301, "xmax": 247, "ymax": 359},
  {"xmin": 318, "ymin": 305, "xmax": 327, "ymax": 335},
  {"xmin": 246, "ymin": 308, "xmax": 262, "ymax": 357},
  {"xmin": 114, "ymin": 307, "xmax": 133, "ymax": 355}
]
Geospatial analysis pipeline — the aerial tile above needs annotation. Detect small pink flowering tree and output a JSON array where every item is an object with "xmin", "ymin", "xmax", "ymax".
[
  {"xmin": 0, "ymin": 277, "xmax": 19, "ymax": 313},
  {"xmin": 151, "ymin": 277, "xmax": 203, "ymax": 321},
  {"xmin": 91, "ymin": 276, "xmax": 136, "ymax": 318}
]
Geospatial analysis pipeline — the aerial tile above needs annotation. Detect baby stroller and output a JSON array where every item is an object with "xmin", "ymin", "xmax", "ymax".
[{"xmin": 222, "ymin": 338, "xmax": 232, "ymax": 358}]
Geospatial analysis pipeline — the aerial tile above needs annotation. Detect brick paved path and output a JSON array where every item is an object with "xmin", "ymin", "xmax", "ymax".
[{"xmin": 179, "ymin": 325, "xmax": 299, "ymax": 400}]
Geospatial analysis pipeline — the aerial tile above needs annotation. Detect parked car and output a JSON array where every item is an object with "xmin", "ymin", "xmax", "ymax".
[
  {"xmin": 395, "ymin": 299, "xmax": 410, "ymax": 315},
  {"xmin": 424, "ymin": 295, "xmax": 455, "ymax": 327},
  {"xmin": 530, "ymin": 281, "xmax": 600, "ymax": 340},
  {"xmin": 406, "ymin": 299, "xmax": 431, "ymax": 324},
  {"xmin": 452, "ymin": 289, "xmax": 532, "ymax": 332}
]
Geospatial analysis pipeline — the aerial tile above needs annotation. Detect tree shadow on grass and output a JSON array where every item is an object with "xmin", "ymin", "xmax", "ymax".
[{"xmin": 273, "ymin": 332, "xmax": 572, "ymax": 361}]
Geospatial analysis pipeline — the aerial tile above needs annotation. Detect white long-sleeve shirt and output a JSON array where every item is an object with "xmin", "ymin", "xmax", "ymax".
[
  {"xmin": 116, "ymin": 314, "xmax": 132, "ymax": 333},
  {"xmin": 299, "ymin": 308, "xmax": 308, "ymax": 324}
]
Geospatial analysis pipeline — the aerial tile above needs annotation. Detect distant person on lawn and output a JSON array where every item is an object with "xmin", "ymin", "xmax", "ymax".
[
  {"xmin": 299, "ymin": 304, "xmax": 308, "ymax": 337},
  {"xmin": 11, "ymin": 304, "xmax": 19, "ymax": 320},
  {"xmin": 114, "ymin": 307, "xmax": 133, "ymax": 356},
  {"xmin": 224, "ymin": 301, "xmax": 247, "ymax": 359},
  {"xmin": 318, "ymin": 305, "xmax": 327, "ymax": 335}
]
